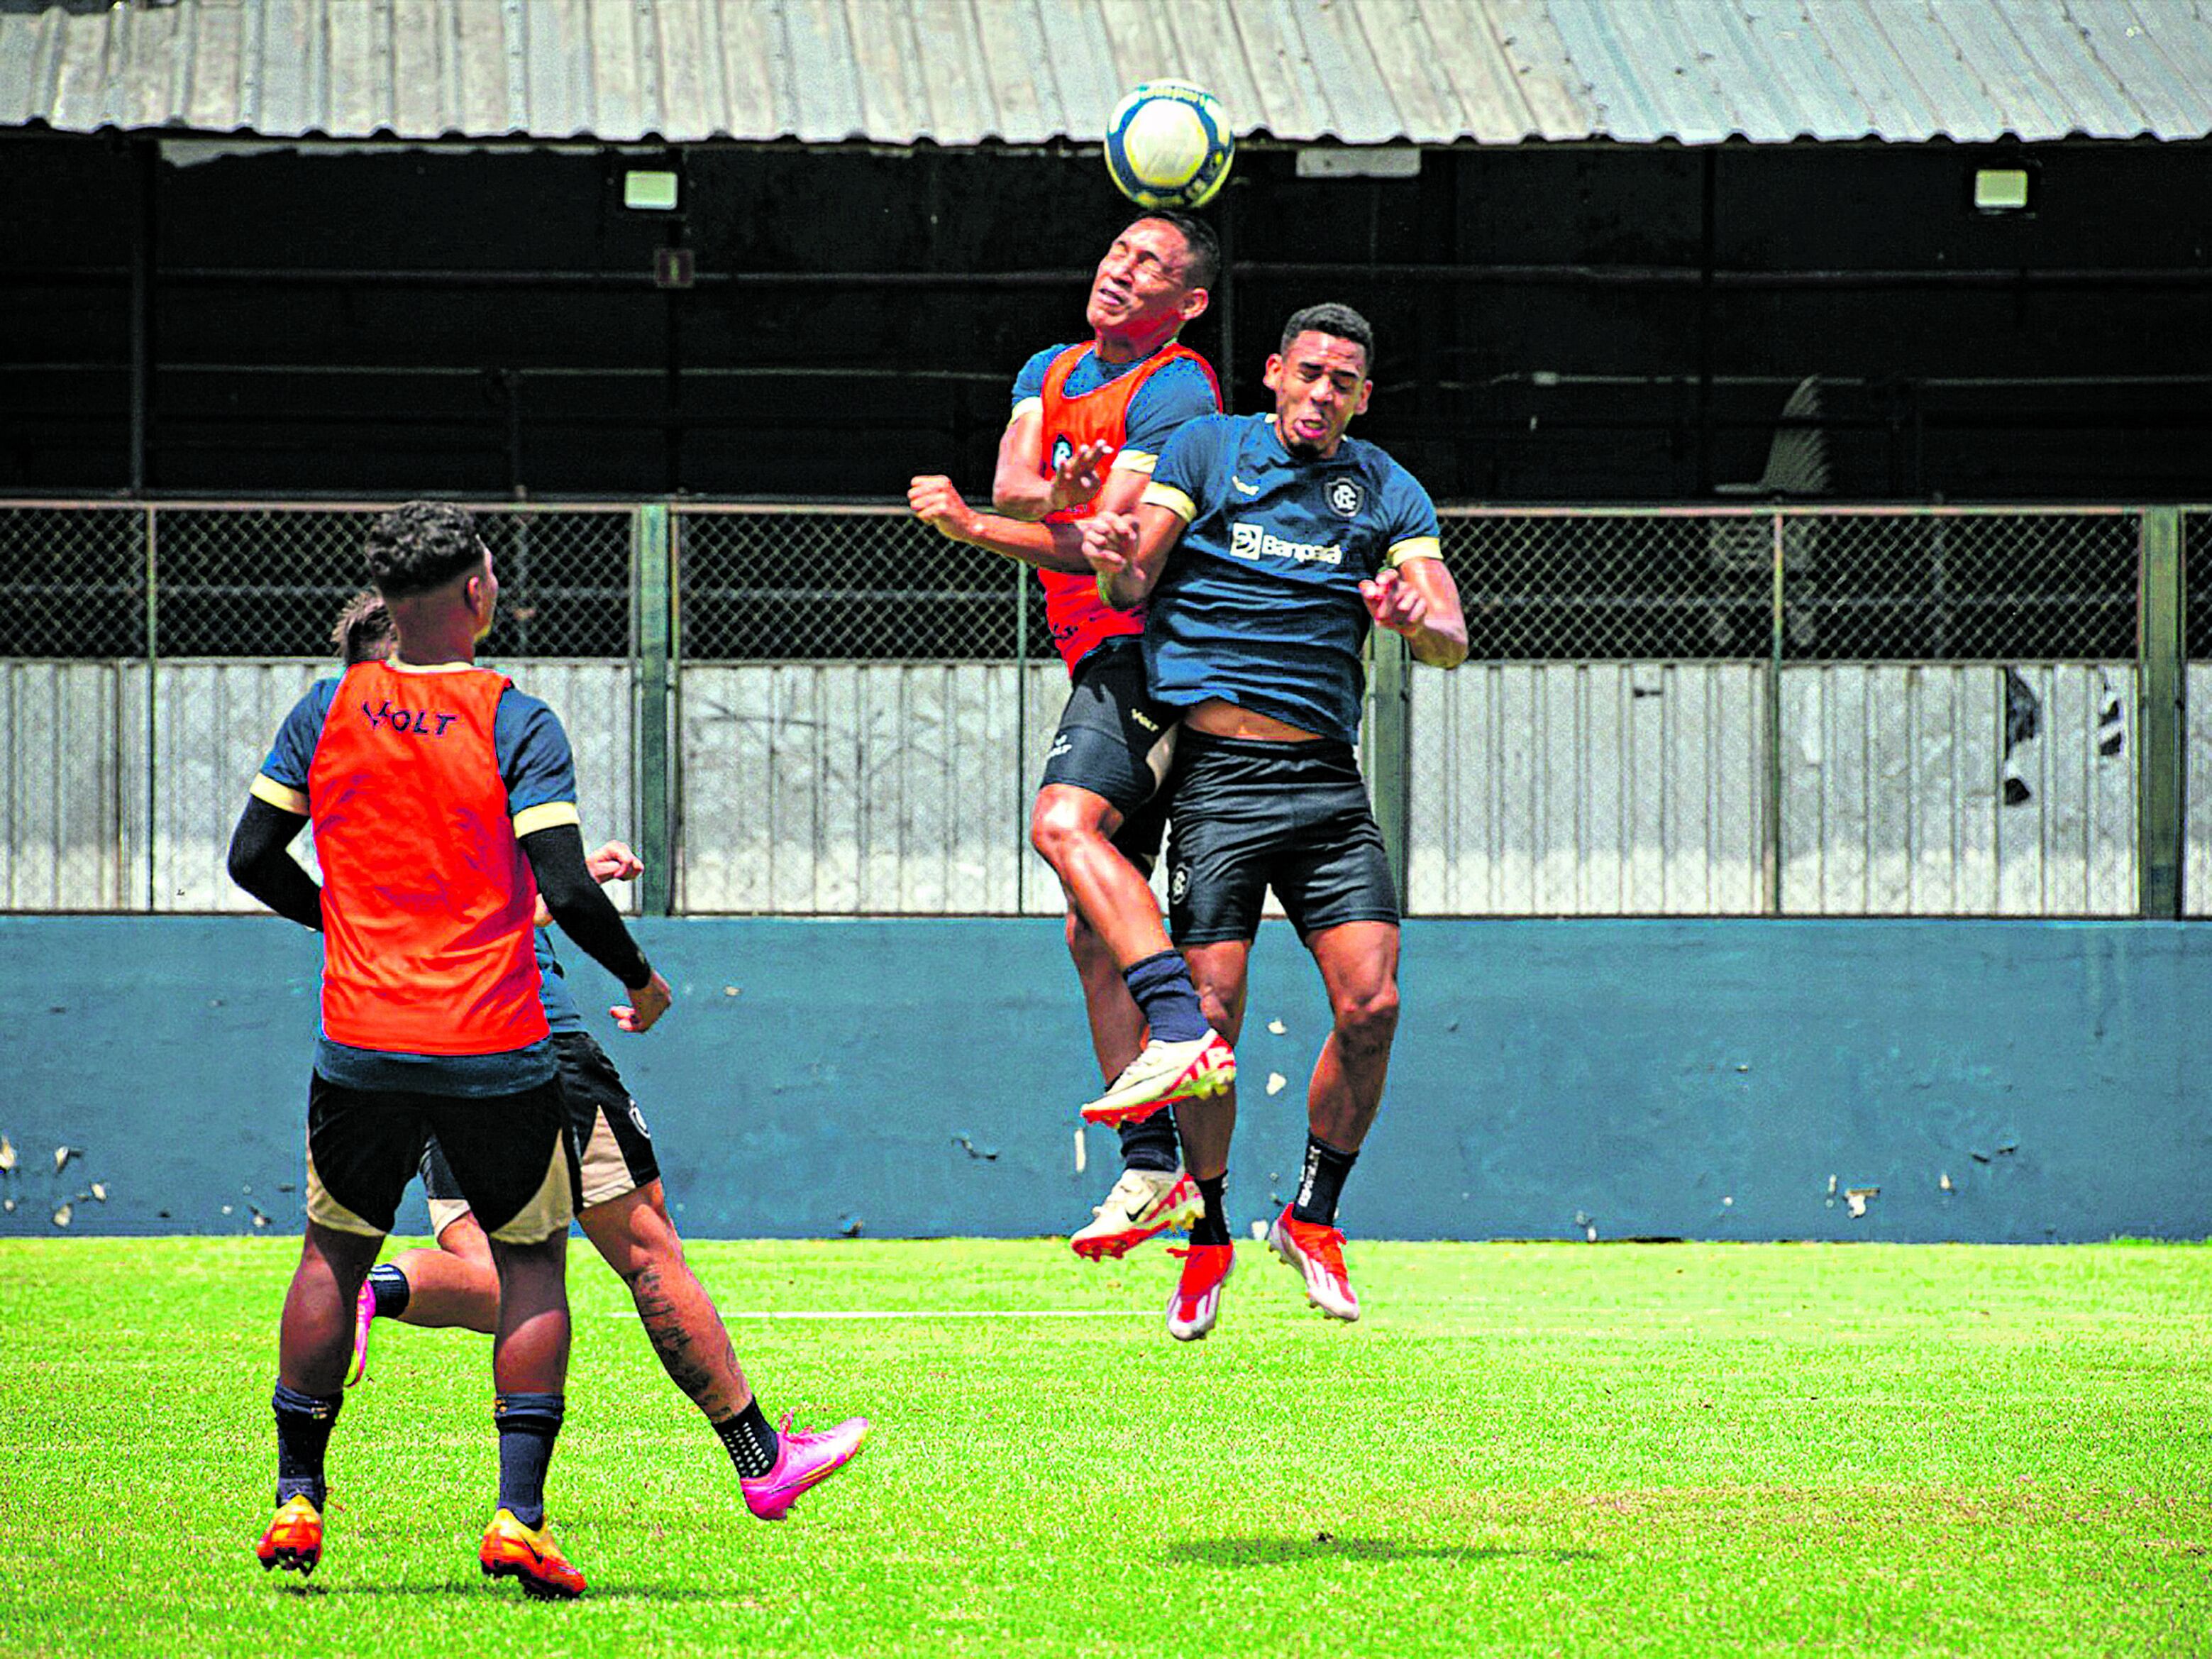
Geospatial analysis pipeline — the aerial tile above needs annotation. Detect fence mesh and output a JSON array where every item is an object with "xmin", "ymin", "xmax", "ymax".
[
  {"xmin": 676, "ymin": 509, "xmax": 1034, "ymax": 661},
  {"xmin": 0, "ymin": 507, "xmax": 146, "ymax": 657},
  {"xmin": 0, "ymin": 497, "xmax": 2194, "ymax": 917}
]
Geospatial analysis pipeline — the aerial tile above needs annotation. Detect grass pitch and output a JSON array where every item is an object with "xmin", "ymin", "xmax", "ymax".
[{"xmin": 1, "ymin": 1236, "xmax": 2208, "ymax": 1656}]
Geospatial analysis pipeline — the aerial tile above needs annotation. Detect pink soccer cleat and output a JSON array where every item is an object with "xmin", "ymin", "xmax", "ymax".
[
  {"xmin": 739, "ymin": 1413, "xmax": 869, "ymax": 1521},
  {"xmin": 345, "ymin": 1280, "xmax": 375, "ymax": 1386}
]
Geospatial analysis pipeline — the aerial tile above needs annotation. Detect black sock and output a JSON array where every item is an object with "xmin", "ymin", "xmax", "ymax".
[
  {"xmin": 1190, "ymin": 1173, "xmax": 1231, "ymax": 1245},
  {"xmin": 1117, "ymin": 1113, "xmax": 1180, "ymax": 1174},
  {"xmin": 1292, "ymin": 1134, "xmax": 1359, "ymax": 1227},
  {"xmin": 712, "ymin": 1399, "xmax": 781, "ymax": 1479},
  {"xmin": 1121, "ymin": 951, "xmax": 1208, "ymax": 1045},
  {"xmin": 272, "ymin": 1383, "xmax": 342, "ymax": 1509},
  {"xmin": 365, "ymin": 1262, "xmax": 411, "ymax": 1320},
  {"xmin": 493, "ymin": 1391, "xmax": 564, "ymax": 1529}
]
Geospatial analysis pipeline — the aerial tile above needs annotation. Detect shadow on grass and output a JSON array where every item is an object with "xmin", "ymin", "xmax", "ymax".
[
  {"xmin": 275, "ymin": 1581, "xmax": 751, "ymax": 1602},
  {"xmin": 1168, "ymin": 1535, "xmax": 1602, "ymax": 1567}
]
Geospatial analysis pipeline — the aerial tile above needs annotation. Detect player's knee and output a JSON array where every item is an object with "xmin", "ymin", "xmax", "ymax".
[
  {"xmin": 1333, "ymin": 983, "xmax": 1400, "ymax": 1054},
  {"xmin": 1029, "ymin": 793, "xmax": 1107, "ymax": 867}
]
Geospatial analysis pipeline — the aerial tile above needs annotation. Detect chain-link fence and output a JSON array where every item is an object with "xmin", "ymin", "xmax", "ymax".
[{"xmin": 0, "ymin": 497, "xmax": 2196, "ymax": 917}]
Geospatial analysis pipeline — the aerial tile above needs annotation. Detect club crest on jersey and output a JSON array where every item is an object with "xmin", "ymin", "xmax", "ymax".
[
  {"xmin": 1051, "ymin": 435, "xmax": 1074, "ymax": 474},
  {"xmin": 1327, "ymin": 478, "xmax": 1364, "ymax": 518}
]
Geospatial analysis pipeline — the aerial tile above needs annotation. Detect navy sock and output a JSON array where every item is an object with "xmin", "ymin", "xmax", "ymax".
[
  {"xmin": 713, "ymin": 1399, "xmax": 781, "ymax": 1479},
  {"xmin": 1293, "ymin": 1134, "xmax": 1360, "ymax": 1227},
  {"xmin": 494, "ymin": 1391, "xmax": 564, "ymax": 1529},
  {"xmin": 1117, "ymin": 1113, "xmax": 1180, "ymax": 1174},
  {"xmin": 1121, "ymin": 951, "xmax": 1208, "ymax": 1045},
  {"xmin": 366, "ymin": 1262, "xmax": 411, "ymax": 1320},
  {"xmin": 272, "ymin": 1383, "xmax": 342, "ymax": 1509},
  {"xmin": 1190, "ymin": 1173, "xmax": 1231, "ymax": 1246}
]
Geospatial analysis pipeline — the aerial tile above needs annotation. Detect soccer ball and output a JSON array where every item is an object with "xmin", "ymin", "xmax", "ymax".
[{"xmin": 1103, "ymin": 81, "xmax": 1234, "ymax": 211}]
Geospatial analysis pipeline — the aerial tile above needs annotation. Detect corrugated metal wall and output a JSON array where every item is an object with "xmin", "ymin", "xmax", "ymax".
[{"xmin": 3, "ymin": 655, "xmax": 2164, "ymax": 918}]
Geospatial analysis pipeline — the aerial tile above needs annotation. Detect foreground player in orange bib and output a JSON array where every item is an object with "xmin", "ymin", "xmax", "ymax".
[
  {"xmin": 324, "ymin": 593, "xmax": 866, "ymax": 1525},
  {"xmin": 228, "ymin": 502, "xmax": 670, "ymax": 1597},
  {"xmin": 1085, "ymin": 305, "xmax": 1469, "ymax": 1340},
  {"xmin": 909, "ymin": 212, "xmax": 1233, "ymax": 1257}
]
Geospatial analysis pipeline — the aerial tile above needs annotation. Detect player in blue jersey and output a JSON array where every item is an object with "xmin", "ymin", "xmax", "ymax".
[
  {"xmin": 1083, "ymin": 304, "xmax": 1469, "ymax": 1340},
  {"xmin": 327, "ymin": 590, "xmax": 867, "ymax": 1524},
  {"xmin": 907, "ymin": 212, "xmax": 1234, "ymax": 1259}
]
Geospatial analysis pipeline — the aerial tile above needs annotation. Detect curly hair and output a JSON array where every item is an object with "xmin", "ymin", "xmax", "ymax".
[
  {"xmin": 1278, "ymin": 302, "xmax": 1375, "ymax": 370},
  {"xmin": 331, "ymin": 590, "xmax": 396, "ymax": 666},
  {"xmin": 363, "ymin": 500, "xmax": 486, "ymax": 599}
]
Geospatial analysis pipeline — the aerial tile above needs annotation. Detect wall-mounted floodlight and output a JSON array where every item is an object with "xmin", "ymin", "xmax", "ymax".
[
  {"xmin": 624, "ymin": 170, "xmax": 680, "ymax": 211},
  {"xmin": 1973, "ymin": 167, "xmax": 2033, "ymax": 214}
]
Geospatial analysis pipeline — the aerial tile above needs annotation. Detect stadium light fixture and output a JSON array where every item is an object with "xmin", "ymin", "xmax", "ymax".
[
  {"xmin": 1972, "ymin": 166, "xmax": 2033, "ymax": 214},
  {"xmin": 624, "ymin": 169, "xmax": 681, "ymax": 211}
]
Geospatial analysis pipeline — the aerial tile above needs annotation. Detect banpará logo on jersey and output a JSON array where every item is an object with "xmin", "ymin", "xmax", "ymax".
[
  {"xmin": 1327, "ymin": 478, "xmax": 1364, "ymax": 518},
  {"xmin": 1229, "ymin": 521, "xmax": 1344, "ymax": 566}
]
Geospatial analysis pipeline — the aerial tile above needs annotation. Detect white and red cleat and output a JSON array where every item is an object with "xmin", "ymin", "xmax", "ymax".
[
  {"xmin": 1165, "ymin": 1243, "xmax": 1235, "ymax": 1342},
  {"xmin": 1071, "ymin": 1168, "xmax": 1203, "ymax": 1262},
  {"xmin": 1267, "ymin": 1203, "xmax": 1361, "ymax": 1323},
  {"xmin": 1080, "ymin": 1031, "xmax": 1235, "ymax": 1126}
]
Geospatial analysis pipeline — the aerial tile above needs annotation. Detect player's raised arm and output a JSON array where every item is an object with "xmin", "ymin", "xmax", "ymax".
[
  {"xmin": 910, "ymin": 459, "xmax": 1146, "ymax": 575},
  {"xmin": 1361, "ymin": 559, "xmax": 1469, "ymax": 670}
]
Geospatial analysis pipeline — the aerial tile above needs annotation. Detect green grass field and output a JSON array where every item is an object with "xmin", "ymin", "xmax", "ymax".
[{"xmin": 2, "ymin": 1236, "xmax": 2209, "ymax": 1656}]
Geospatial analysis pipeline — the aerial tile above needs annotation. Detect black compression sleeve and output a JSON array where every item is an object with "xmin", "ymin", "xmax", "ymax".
[
  {"xmin": 520, "ymin": 822, "xmax": 653, "ymax": 991},
  {"xmin": 226, "ymin": 797, "xmax": 324, "ymax": 931}
]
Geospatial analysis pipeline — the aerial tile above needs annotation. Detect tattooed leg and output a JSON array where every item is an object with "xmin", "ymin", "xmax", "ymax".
[{"xmin": 578, "ymin": 1181, "xmax": 754, "ymax": 1421}]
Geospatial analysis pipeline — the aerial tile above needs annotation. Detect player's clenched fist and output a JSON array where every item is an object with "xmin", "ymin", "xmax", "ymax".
[
  {"xmin": 614, "ymin": 968, "xmax": 673, "ymax": 1035},
  {"xmin": 907, "ymin": 475, "xmax": 981, "ymax": 545},
  {"xmin": 1359, "ymin": 567, "xmax": 1428, "ymax": 636},
  {"xmin": 1081, "ymin": 510, "xmax": 1139, "ymax": 592}
]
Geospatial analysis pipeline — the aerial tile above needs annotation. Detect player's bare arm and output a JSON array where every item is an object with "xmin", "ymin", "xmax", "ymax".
[
  {"xmin": 1361, "ymin": 560, "xmax": 1469, "ymax": 670},
  {"xmin": 992, "ymin": 411, "xmax": 1115, "ymax": 521},
  {"xmin": 912, "ymin": 465, "xmax": 1146, "ymax": 575},
  {"xmin": 1083, "ymin": 501, "xmax": 1185, "ymax": 610}
]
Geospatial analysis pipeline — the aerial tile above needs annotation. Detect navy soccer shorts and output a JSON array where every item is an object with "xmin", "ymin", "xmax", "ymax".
[
  {"xmin": 305, "ymin": 1071, "xmax": 576, "ymax": 1246},
  {"xmin": 1039, "ymin": 638, "xmax": 1180, "ymax": 876},
  {"xmin": 1163, "ymin": 729, "xmax": 1400, "ymax": 945}
]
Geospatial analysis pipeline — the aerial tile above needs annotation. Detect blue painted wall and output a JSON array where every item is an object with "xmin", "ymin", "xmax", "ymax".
[{"xmin": 0, "ymin": 916, "xmax": 2204, "ymax": 1242}]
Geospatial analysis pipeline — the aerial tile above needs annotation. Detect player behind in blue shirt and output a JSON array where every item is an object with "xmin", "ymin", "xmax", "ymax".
[{"xmin": 1083, "ymin": 304, "xmax": 1468, "ymax": 1341}]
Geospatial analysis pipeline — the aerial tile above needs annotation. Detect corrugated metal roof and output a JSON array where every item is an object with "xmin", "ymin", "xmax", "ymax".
[{"xmin": 1, "ymin": 0, "xmax": 2206, "ymax": 147}]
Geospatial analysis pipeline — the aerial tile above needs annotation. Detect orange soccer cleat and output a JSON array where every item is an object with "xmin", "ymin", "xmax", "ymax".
[
  {"xmin": 479, "ymin": 1507, "xmax": 586, "ymax": 1600},
  {"xmin": 255, "ymin": 1494, "xmax": 324, "ymax": 1578}
]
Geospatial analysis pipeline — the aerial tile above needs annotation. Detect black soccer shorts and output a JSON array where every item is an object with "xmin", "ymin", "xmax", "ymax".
[
  {"xmin": 305, "ymin": 1070, "xmax": 577, "ymax": 1246},
  {"xmin": 1163, "ymin": 729, "xmax": 1401, "ymax": 944},
  {"xmin": 420, "ymin": 1030, "xmax": 660, "ymax": 1233},
  {"xmin": 1039, "ymin": 639, "xmax": 1180, "ymax": 875}
]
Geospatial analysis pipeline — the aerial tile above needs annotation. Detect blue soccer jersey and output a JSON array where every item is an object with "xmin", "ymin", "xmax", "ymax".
[{"xmin": 1141, "ymin": 414, "xmax": 1443, "ymax": 745}]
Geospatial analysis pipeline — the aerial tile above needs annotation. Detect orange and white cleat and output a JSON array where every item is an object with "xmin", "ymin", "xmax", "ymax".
[
  {"xmin": 1267, "ymin": 1203, "xmax": 1361, "ymax": 1323},
  {"xmin": 255, "ymin": 1494, "xmax": 323, "ymax": 1577},
  {"xmin": 479, "ymin": 1507, "xmax": 586, "ymax": 1600},
  {"xmin": 1164, "ymin": 1242, "xmax": 1235, "ymax": 1342},
  {"xmin": 1071, "ymin": 1168, "xmax": 1203, "ymax": 1262},
  {"xmin": 1080, "ymin": 1030, "xmax": 1235, "ymax": 1127}
]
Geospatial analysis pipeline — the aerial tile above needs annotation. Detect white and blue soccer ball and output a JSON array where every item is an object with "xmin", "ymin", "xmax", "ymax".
[{"xmin": 1103, "ymin": 81, "xmax": 1234, "ymax": 211}]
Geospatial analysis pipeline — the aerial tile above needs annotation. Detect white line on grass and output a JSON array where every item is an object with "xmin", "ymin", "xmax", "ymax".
[{"xmin": 607, "ymin": 1308, "xmax": 1153, "ymax": 1321}]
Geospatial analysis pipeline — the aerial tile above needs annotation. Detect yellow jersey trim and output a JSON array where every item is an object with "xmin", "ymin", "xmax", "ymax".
[
  {"xmin": 1111, "ymin": 448, "xmax": 1160, "ymax": 475},
  {"xmin": 250, "ymin": 774, "xmax": 309, "ymax": 815},
  {"xmin": 385, "ymin": 656, "xmax": 479, "ymax": 675},
  {"xmin": 1142, "ymin": 482, "xmax": 1198, "ymax": 523},
  {"xmin": 512, "ymin": 800, "xmax": 581, "ymax": 838},
  {"xmin": 1008, "ymin": 397, "xmax": 1043, "ymax": 426},
  {"xmin": 1387, "ymin": 535, "xmax": 1443, "ymax": 568}
]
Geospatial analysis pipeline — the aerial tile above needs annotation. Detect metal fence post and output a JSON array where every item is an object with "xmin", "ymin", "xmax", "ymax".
[
  {"xmin": 1766, "ymin": 511, "xmax": 1786, "ymax": 915},
  {"xmin": 1368, "ymin": 629, "xmax": 1412, "ymax": 909},
  {"xmin": 634, "ymin": 501, "xmax": 676, "ymax": 915},
  {"xmin": 2138, "ymin": 507, "xmax": 2184, "ymax": 917}
]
